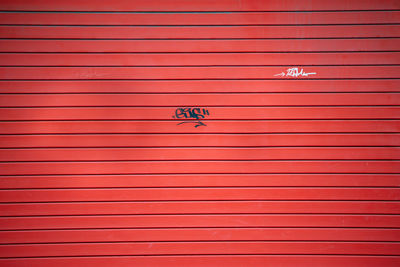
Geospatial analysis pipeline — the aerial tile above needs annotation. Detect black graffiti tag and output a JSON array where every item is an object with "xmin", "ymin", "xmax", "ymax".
[{"xmin": 173, "ymin": 107, "xmax": 210, "ymax": 127}]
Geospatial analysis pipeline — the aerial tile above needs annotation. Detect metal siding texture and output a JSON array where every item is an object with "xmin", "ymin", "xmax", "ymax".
[{"xmin": 0, "ymin": 0, "xmax": 399, "ymax": 266}]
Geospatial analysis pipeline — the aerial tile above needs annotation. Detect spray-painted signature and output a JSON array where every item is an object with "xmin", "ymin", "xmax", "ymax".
[
  {"xmin": 274, "ymin": 67, "xmax": 317, "ymax": 78},
  {"xmin": 173, "ymin": 107, "xmax": 210, "ymax": 128}
]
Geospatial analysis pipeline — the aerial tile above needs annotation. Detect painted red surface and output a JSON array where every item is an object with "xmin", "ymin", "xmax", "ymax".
[{"xmin": 0, "ymin": 0, "xmax": 399, "ymax": 266}]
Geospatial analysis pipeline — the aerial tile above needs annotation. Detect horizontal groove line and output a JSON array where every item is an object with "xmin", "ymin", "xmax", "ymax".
[
  {"xmin": 1, "ymin": 92, "xmax": 399, "ymax": 95},
  {"xmin": 3, "ymin": 51, "xmax": 400, "ymax": 54},
  {"xmin": 1, "ymin": 78, "xmax": 399, "ymax": 81},
  {"xmin": 2, "ymin": 133, "xmax": 399, "ymax": 136},
  {"xmin": 2, "ymin": 92, "xmax": 400, "ymax": 95},
  {"xmin": 1, "ymin": 173, "xmax": 398, "ymax": 176},
  {"xmin": 2, "ymin": 37, "xmax": 400, "ymax": 40},
  {"xmin": 1, "ymin": 254, "xmax": 400, "ymax": 259},
  {"xmin": 2, "ymin": 90, "xmax": 400, "ymax": 93},
  {"xmin": 2, "ymin": 146, "xmax": 399, "ymax": 149},
  {"xmin": 1, "ymin": 186, "xmax": 398, "ymax": 190},
  {"xmin": 2, "ymin": 92, "xmax": 398, "ymax": 94},
  {"xmin": 2, "ymin": 173, "xmax": 399, "ymax": 176},
  {"xmin": 3, "ymin": 23, "xmax": 400, "ymax": 26},
  {"xmin": 2, "ymin": 146, "xmax": 400, "ymax": 149},
  {"xmin": 2, "ymin": 24, "xmax": 400, "ymax": 27},
  {"xmin": 1, "ymin": 202, "xmax": 399, "ymax": 206},
  {"xmin": 1, "ymin": 120, "xmax": 400, "ymax": 123},
  {"xmin": 0, "ymin": 240, "xmax": 395, "ymax": 246},
  {"xmin": 2, "ymin": 52, "xmax": 400, "ymax": 55},
  {"xmin": 2, "ymin": 159, "xmax": 400, "ymax": 162},
  {"xmin": 1, "ymin": 118, "xmax": 400, "ymax": 121},
  {"xmin": 1, "ymin": 160, "xmax": 400, "ymax": 164},
  {"xmin": 11, "ymin": 187, "xmax": 400, "ymax": 191},
  {"xmin": 1, "ymin": 10, "xmax": 400, "ymax": 13},
  {"xmin": 1, "ymin": 117, "xmax": 400, "ymax": 120},
  {"xmin": 1, "ymin": 133, "xmax": 399, "ymax": 135},
  {"xmin": 0, "ymin": 53, "xmax": 400, "ymax": 55},
  {"xmin": 2, "ymin": 199, "xmax": 399, "ymax": 202},
  {"xmin": 0, "ymin": 173, "xmax": 400, "ymax": 177},
  {"xmin": 1, "ymin": 227, "xmax": 398, "ymax": 231},
  {"xmin": 1, "ymin": 105, "xmax": 400, "ymax": 107},
  {"xmin": 1, "ymin": 149, "xmax": 400, "ymax": 153},
  {"xmin": 0, "ymin": 227, "xmax": 397, "ymax": 233},
  {"xmin": 0, "ymin": 214, "xmax": 400, "ymax": 219},
  {"xmin": 3, "ymin": 172, "xmax": 399, "ymax": 176},
  {"xmin": 1, "ymin": 119, "xmax": 399, "ymax": 122},
  {"xmin": 2, "ymin": 241, "xmax": 400, "ymax": 246},
  {"xmin": 1, "ymin": 65, "xmax": 400, "ymax": 68},
  {"xmin": 2, "ymin": 65, "xmax": 400, "ymax": 67},
  {"xmin": 3, "ymin": 214, "xmax": 396, "ymax": 218},
  {"xmin": 1, "ymin": 200, "xmax": 399, "ymax": 204}
]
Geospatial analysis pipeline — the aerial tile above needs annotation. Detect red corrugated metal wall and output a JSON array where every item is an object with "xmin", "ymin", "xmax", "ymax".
[{"xmin": 0, "ymin": 0, "xmax": 399, "ymax": 266}]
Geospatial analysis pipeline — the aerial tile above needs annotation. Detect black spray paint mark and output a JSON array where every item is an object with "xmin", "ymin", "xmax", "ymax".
[{"xmin": 172, "ymin": 107, "xmax": 210, "ymax": 127}]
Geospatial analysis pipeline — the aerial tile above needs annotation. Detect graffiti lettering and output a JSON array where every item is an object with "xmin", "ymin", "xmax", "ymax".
[
  {"xmin": 274, "ymin": 67, "xmax": 317, "ymax": 78},
  {"xmin": 173, "ymin": 107, "xmax": 210, "ymax": 127}
]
